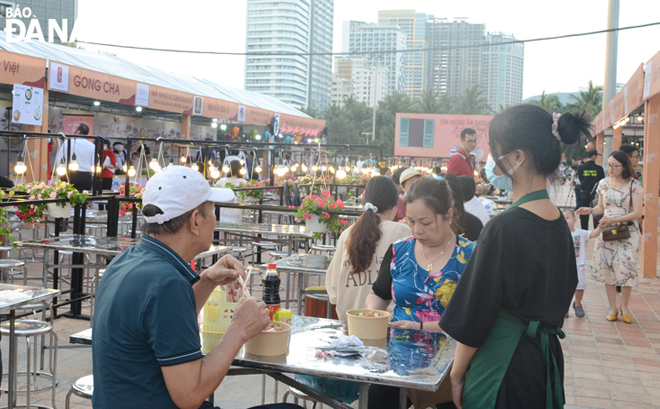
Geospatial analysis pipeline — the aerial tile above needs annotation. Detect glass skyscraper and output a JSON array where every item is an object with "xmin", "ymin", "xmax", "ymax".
[{"xmin": 0, "ymin": 0, "xmax": 78, "ymax": 44}]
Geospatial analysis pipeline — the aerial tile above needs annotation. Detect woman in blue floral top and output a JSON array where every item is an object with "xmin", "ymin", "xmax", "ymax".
[{"xmin": 367, "ymin": 177, "xmax": 474, "ymax": 332}]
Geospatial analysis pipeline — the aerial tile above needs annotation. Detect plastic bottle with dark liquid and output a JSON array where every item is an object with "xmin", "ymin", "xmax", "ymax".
[{"xmin": 262, "ymin": 263, "xmax": 281, "ymax": 320}]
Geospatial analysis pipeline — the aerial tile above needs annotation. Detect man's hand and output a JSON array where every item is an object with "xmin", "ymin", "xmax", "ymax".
[
  {"xmin": 575, "ymin": 207, "xmax": 592, "ymax": 216},
  {"xmin": 450, "ymin": 371, "xmax": 465, "ymax": 409},
  {"xmin": 203, "ymin": 255, "xmax": 245, "ymax": 287},
  {"xmin": 229, "ymin": 297, "xmax": 270, "ymax": 342}
]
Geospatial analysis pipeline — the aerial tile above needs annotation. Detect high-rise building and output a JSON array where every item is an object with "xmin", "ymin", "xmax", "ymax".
[
  {"xmin": 481, "ymin": 32, "xmax": 524, "ymax": 112},
  {"xmin": 426, "ymin": 18, "xmax": 485, "ymax": 98},
  {"xmin": 378, "ymin": 10, "xmax": 430, "ymax": 99},
  {"xmin": 343, "ymin": 21, "xmax": 406, "ymax": 97},
  {"xmin": 0, "ymin": 0, "xmax": 78, "ymax": 44},
  {"xmin": 244, "ymin": 0, "xmax": 333, "ymax": 112},
  {"xmin": 331, "ymin": 72, "xmax": 353, "ymax": 107}
]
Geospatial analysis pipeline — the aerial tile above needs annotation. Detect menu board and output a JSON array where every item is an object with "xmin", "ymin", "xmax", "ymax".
[{"xmin": 12, "ymin": 84, "xmax": 44, "ymax": 126}]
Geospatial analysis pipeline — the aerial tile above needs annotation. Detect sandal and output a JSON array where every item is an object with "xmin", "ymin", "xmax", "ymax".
[
  {"xmin": 606, "ymin": 309, "xmax": 619, "ymax": 322},
  {"xmin": 621, "ymin": 309, "xmax": 633, "ymax": 324}
]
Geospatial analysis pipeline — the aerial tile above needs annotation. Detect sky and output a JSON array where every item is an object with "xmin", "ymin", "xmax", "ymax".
[{"xmin": 75, "ymin": 0, "xmax": 660, "ymax": 101}]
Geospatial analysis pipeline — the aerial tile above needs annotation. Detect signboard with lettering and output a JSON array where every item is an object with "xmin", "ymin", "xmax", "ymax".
[
  {"xmin": 49, "ymin": 62, "xmax": 69, "ymax": 92},
  {"xmin": 48, "ymin": 61, "xmax": 137, "ymax": 105},
  {"xmin": 148, "ymin": 85, "xmax": 194, "ymax": 115},
  {"xmin": 394, "ymin": 114, "xmax": 493, "ymax": 160},
  {"xmin": 644, "ymin": 50, "xmax": 660, "ymax": 101},
  {"xmin": 12, "ymin": 84, "xmax": 43, "ymax": 126},
  {"xmin": 0, "ymin": 50, "xmax": 45, "ymax": 88},
  {"xmin": 136, "ymin": 83, "xmax": 149, "ymax": 106}
]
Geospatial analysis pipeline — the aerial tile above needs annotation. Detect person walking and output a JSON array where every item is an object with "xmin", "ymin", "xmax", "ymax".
[
  {"xmin": 54, "ymin": 123, "xmax": 96, "ymax": 192},
  {"xmin": 326, "ymin": 176, "xmax": 411, "ymax": 321},
  {"xmin": 576, "ymin": 149, "xmax": 605, "ymax": 230},
  {"xmin": 441, "ymin": 105, "xmax": 589, "ymax": 409},
  {"xmin": 447, "ymin": 128, "xmax": 478, "ymax": 177},
  {"xmin": 101, "ymin": 139, "xmax": 116, "ymax": 191},
  {"xmin": 576, "ymin": 150, "xmax": 644, "ymax": 324}
]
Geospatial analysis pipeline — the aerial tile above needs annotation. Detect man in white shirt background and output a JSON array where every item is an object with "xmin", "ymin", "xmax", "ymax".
[
  {"xmin": 54, "ymin": 123, "xmax": 97, "ymax": 192},
  {"xmin": 458, "ymin": 175, "xmax": 490, "ymax": 226}
]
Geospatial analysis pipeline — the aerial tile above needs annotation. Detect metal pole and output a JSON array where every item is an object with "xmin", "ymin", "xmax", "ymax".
[
  {"xmin": 602, "ymin": 0, "xmax": 619, "ymax": 160},
  {"xmin": 372, "ymin": 67, "xmax": 377, "ymax": 142}
]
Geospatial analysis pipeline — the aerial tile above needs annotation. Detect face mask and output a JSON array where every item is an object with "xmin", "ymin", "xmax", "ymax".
[{"xmin": 484, "ymin": 153, "xmax": 524, "ymax": 192}]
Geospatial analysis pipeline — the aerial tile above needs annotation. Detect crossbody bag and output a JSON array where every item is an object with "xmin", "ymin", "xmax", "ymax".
[{"xmin": 602, "ymin": 180, "xmax": 634, "ymax": 241}]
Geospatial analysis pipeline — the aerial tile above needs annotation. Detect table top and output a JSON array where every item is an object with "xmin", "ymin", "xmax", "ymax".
[
  {"xmin": 71, "ymin": 315, "xmax": 454, "ymax": 391},
  {"xmin": 0, "ymin": 284, "xmax": 61, "ymax": 312},
  {"xmin": 234, "ymin": 316, "xmax": 454, "ymax": 391},
  {"xmin": 19, "ymin": 235, "xmax": 229, "ymax": 259},
  {"xmin": 262, "ymin": 254, "xmax": 330, "ymax": 274},
  {"xmin": 216, "ymin": 222, "xmax": 315, "ymax": 238}
]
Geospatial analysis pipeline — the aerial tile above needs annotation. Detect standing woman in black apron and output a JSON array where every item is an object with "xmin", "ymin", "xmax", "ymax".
[{"xmin": 440, "ymin": 105, "xmax": 592, "ymax": 409}]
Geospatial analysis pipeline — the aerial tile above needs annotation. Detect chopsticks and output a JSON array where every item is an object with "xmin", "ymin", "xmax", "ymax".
[{"xmin": 237, "ymin": 266, "xmax": 252, "ymax": 298}]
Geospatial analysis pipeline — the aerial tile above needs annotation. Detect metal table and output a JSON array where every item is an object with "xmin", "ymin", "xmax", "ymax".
[
  {"xmin": 0, "ymin": 284, "xmax": 60, "ymax": 409},
  {"xmin": 19, "ymin": 235, "xmax": 230, "ymax": 322},
  {"xmin": 215, "ymin": 222, "xmax": 315, "ymax": 256},
  {"xmin": 262, "ymin": 254, "xmax": 330, "ymax": 314},
  {"xmin": 70, "ymin": 316, "xmax": 454, "ymax": 409},
  {"xmin": 233, "ymin": 315, "xmax": 455, "ymax": 409}
]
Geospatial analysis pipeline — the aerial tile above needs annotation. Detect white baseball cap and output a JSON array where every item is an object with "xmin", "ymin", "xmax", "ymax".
[{"xmin": 142, "ymin": 166, "xmax": 235, "ymax": 224}]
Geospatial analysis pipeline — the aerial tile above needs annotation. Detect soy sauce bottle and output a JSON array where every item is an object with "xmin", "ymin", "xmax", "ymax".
[{"xmin": 262, "ymin": 263, "xmax": 281, "ymax": 320}]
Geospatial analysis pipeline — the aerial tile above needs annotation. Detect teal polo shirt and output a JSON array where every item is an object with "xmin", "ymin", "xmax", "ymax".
[{"xmin": 92, "ymin": 235, "xmax": 202, "ymax": 409}]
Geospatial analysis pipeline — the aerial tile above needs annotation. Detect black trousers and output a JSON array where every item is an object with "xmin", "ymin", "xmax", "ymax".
[{"xmin": 63, "ymin": 171, "xmax": 93, "ymax": 192}]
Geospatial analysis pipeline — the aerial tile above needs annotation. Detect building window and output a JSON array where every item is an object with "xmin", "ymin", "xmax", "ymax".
[
  {"xmin": 400, "ymin": 118, "xmax": 434, "ymax": 148},
  {"xmin": 399, "ymin": 117, "xmax": 409, "ymax": 147}
]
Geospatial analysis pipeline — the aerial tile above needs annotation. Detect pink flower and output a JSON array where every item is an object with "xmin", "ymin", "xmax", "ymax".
[
  {"xmin": 322, "ymin": 211, "xmax": 330, "ymax": 219},
  {"xmin": 67, "ymin": 191, "xmax": 73, "ymax": 198},
  {"xmin": 415, "ymin": 309, "xmax": 442, "ymax": 323},
  {"xmin": 330, "ymin": 203, "xmax": 337, "ymax": 210},
  {"xmin": 29, "ymin": 209, "xmax": 35, "ymax": 215},
  {"xmin": 288, "ymin": 205, "xmax": 295, "ymax": 209},
  {"xmin": 321, "ymin": 190, "xmax": 331, "ymax": 196},
  {"xmin": 303, "ymin": 213, "xmax": 312, "ymax": 220},
  {"xmin": 29, "ymin": 195, "xmax": 35, "ymax": 200},
  {"xmin": 49, "ymin": 192, "xmax": 57, "ymax": 199}
]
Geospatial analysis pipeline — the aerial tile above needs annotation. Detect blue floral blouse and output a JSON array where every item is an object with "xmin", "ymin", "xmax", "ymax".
[{"xmin": 372, "ymin": 236, "xmax": 474, "ymax": 323}]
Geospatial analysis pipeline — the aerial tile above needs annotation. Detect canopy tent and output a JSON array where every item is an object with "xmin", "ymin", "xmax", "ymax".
[{"xmin": 0, "ymin": 32, "xmax": 310, "ymax": 119}]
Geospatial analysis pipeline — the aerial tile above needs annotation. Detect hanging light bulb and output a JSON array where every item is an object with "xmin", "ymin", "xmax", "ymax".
[
  {"xmin": 321, "ymin": 165, "xmax": 327, "ymax": 172},
  {"xmin": 191, "ymin": 163, "xmax": 199, "ymax": 172},
  {"xmin": 222, "ymin": 163, "xmax": 230, "ymax": 173},
  {"xmin": 211, "ymin": 168, "xmax": 221, "ymax": 179},
  {"xmin": 96, "ymin": 165, "xmax": 102, "ymax": 173},
  {"xmin": 336, "ymin": 167, "xmax": 347, "ymax": 179},
  {"xmin": 68, "ymin": 153, "xmax": 79, "ymax": 171},
  {"xmin": 302, "ymin": 163, "xmax": 308, "ymax": 172},
  {"xmin": 149, "ymin": 158, "xmax": 160, "ymax": 171},
  {"xmin": 255, "ymin": 134, "xmax": 262, "ymax": 140},
  {"xmin": 637, "ymin": 114, "xmax": 644, "ymax": 122},
  {"xmin": 128, "ymin": 165, "xmax": 137, "ymax": 177},
  {"xmin": 283, "ymin": 165, "xmax": 290, "ymax": 173},
  {"xmin": 240, "ymin": 167, "xmax": 247, "ymax": 176},
  {"xmin": 56, "ymin": 161, "xmax": 67, "ymax": 176},
  {"xmin": 255, "ymin": 164, "xmax": 263, "ymax": 173},
  {"xmin": 312, "ymin": 165, "xmax": 318, "ymax": 172},
  {"xmin": 122, "ymin": 163, "xmax": 128, "ymax": 172},
  {"xmin": 239, "ymin": 159, "xmax": 245, "ymax": 165},
  {"xmin": 167, "ymin": 158, "xmax": 174, "ymax": 168},
  {"xmin": 14, "ymin": 154, "xmax": 26, "ymax": 174},
  {"xmin": 329, "ymin": 166, "xmax": 335, "ymax": 174},
  {"xmin": 180, "ymin": 156, "xmax": 187, "ymax": 163}
]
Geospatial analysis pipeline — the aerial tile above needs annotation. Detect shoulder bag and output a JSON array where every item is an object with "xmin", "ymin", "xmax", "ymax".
[{"xmin": 602, "ymin": 180, "xmax": 634, "ymax": 241}]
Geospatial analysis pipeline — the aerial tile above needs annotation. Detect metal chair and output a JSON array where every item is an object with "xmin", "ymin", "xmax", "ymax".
[
  {"xmin": 309, "ymin": 245, "xmax": 336, "ymax": 256},
  {"xmin": 283, "ymin": 386, "xmax": 322, "ymax": 409},
  {"xmin": 250, "ymin": 241, "xmax": 281, "ymax": 266},
  {"xmin": 0, "ymin": 304, "xmax": 58, "ymax": 409},
  {"xmin": 0, "ymin": 258, "xmax": 27, "ymax": 285},
  {"xmin": 65, "ymin": 375, "xmax": 93, "ymax": 409}
]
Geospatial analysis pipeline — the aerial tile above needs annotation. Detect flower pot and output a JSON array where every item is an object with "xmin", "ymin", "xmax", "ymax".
[
  {"xmin": 337, "ymin": 186, "xmax": 348, "ymax": 194},
  {"xmin": 47, "ymin": 203, "xmax": 71, "ymax": 219},
  {"xmin": 305, "ymin": 214, "xmax": 325, "ymax": 233},
  {"xmin": 245, "ymin": 197, "xmax": 260, "ymax": 204}
]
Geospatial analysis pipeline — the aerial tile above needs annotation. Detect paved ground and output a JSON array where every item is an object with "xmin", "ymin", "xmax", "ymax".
[{"xmin": 0, "ymin": 183, "xmax": 658, "ymax": 409}]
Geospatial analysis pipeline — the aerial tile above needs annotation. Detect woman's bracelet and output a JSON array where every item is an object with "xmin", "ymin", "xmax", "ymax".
[{"xmin": 420, "ymin": 321, "xmax": 424, "ymax": 331}]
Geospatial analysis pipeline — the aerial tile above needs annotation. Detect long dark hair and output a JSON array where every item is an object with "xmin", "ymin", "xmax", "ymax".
[
  {"xmin": 440, "ymin": 173, "xmax": 464, "ymax": 234},
  {"xmin": 405, "ymin": 177, "xmax": 458, "ymax": 233},
  {"xmin": 610, "ymin": 150, "xmax": 634, "ymax": 179},
  {"xmin": 347, "ymin": 176, "xmax": 399, "ymax": 275},
  {"xmin": 489, "ymin": 105, "xmax": 590, "ymax": 179}
]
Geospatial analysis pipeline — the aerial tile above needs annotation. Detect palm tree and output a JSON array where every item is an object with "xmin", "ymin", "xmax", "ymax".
[
  {"xmin": 416, "ymin": 89, "xmax": 442, "ymax": 114},
  {"xmin": 530, "ymin": 91, "xmax": 562, "ymax": 113},
  {"xmin": 438, "ymin": 92, "xmax": 454, "ymax": 114},
  {"xmin": 455, "ymin": 85, "xmax": 490, "ymax": 115},
  {"xmin": 565, "ymin": 80, "xmax": 602, "ymax": 118},
  {"xmin": 299, "ymin": 106, "xmax": 320, "ymax": 118},
  {"xmin": 375, "ymin": 92, "xmax": 417, "ymax": 153}
]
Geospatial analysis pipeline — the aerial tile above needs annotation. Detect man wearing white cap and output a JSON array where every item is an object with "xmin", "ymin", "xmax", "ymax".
[{"xmin": 92, "ymin": 166, "xmax": 301, "ymax": 409}]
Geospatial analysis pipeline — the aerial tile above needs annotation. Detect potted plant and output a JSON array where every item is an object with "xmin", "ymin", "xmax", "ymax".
[
  {"xmin": 293, "ymin": 190, "xmax": 348, "ymax": 239},
  {"xmin": 0, "ymin": 190, "xmax": 16, "ymax": 247},
  {"xmin": 238, "ymin": 179, "xmax": 266, "ymax": 203},
  {"xmin": 41, "ymin": 181, "xmax": 89, "ymax": 218},
  {"xmin": 10, "ymin": 182, "xmax": 48, "ymax": 223},
  {"xmin": 118, "ymin": 183, "xmax": 144, "ymax": 216}
]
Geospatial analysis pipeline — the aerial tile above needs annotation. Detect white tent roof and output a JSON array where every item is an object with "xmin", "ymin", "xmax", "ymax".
[{"xmin": 0, "ymin": 32, "xmax": 310, "ymax": 118}]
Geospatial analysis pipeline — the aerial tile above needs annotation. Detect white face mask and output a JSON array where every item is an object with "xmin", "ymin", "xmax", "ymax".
[{"xmin": 484, "ymin": 152, "xmax": 524, "ymax": 192}]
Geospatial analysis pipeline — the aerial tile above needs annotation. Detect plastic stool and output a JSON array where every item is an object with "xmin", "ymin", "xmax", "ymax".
[{"xmin": 65, "ymin": 375, "xmax": 93, "ymax": 409}]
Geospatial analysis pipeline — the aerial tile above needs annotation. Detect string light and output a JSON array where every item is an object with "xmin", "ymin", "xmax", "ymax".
[
  {"xmin": 68, "ymin": 153, "xmax": 79, "ymax": 171},
  {"xmin": 14, "ymin": 154, "xmax": 26, "ymax": 174},
  {"xmin": 128, "ymin": 165, "xmax": 136, "ymax": 177},
  {"xmin": 191, "ymin": 163, "xmax": 199, "ymax": 172},
  {"xmin": 56, "ymin": 160, "xmax": 67, "ymax": 176},
  {"xmin": 180, "ymin": 156, "xmax": 187, "ymax": 163}
]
